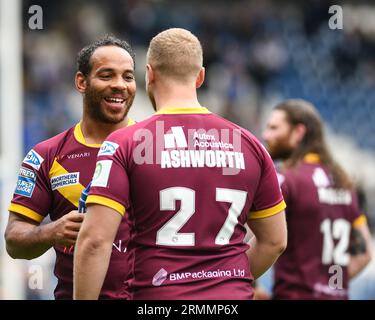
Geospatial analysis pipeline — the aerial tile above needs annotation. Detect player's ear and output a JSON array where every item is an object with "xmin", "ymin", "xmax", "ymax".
[
  {"xmin": 293, "ymin": 123, "xmax": 307, "ymax": 144},
  {"xmin": 196, "ymin": 67, "xmax": 205, "ymax": 88},
  {"xmin": 146, "ymin": 64, "xmax": 155, "ymax": 84},
  {"xmin": 75, "ymin": 71, "xmax": 87, "ymax": 93}
]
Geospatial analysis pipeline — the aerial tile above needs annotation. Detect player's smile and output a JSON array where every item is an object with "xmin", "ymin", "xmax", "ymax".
[{"xmin": 103, "ymin": 96, "xmax": 127, "ymax": 111}]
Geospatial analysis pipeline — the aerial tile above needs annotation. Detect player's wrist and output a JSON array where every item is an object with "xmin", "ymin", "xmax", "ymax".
[{"xmin": 43, "ymin": 220, "xmax": 60, "ymax": 247}]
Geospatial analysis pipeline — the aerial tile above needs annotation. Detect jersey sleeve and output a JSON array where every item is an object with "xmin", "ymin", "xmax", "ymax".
[
  {"xmin": 86, "ymin": 138, "xmax": 130, "ymax": 216},
  {"xmin": 249, "ymin": 145, "xmax": 286, "ymax": 220},
  {"xmin": 8, "ymin": 147, "xmax": 52, "ymax": 223}
]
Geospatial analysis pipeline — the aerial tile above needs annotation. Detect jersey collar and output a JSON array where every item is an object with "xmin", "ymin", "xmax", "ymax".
[
  {"xmin": 155, "ymin": 107, "xmax": 211, "ymax": 115},
  {"xmin": 74, "ymin": 118, "xmax": 135, "ymax": 148},
  {"xmin": 303, "ymin": 153, "xmax": 321, "ymax": 164},
  {"xmin": 127, "ymin": 117, "xmax": 136, "ymax": 125}
]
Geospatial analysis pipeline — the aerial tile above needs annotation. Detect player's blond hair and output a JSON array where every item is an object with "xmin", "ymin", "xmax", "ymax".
[{"xmin": 147, "ymin": 28, "xmax": 203, "ymax": 83}]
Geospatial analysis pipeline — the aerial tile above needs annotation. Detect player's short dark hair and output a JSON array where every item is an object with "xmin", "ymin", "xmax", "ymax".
[{"xmin": 77, "ymin": 35, "xmax": 136, "ymax": 76}]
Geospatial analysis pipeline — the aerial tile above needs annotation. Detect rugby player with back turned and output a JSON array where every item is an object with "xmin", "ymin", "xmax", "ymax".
[{"xmin": 74, "ymin": 28, "xmax": 288, "ymax": 300}]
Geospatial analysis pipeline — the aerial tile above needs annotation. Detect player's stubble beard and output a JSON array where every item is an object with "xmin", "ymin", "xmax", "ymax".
[
  {"xmin": 266, "ymin": 132, "xmax": 295, "ymax": 161},
  {"xmin": 84, "ymin": 82, "xmax": 134, "ymax": 124}
]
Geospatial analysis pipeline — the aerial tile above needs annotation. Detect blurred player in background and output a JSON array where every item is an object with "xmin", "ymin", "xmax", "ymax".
[
  {"xmin": 5, "ymin": 35, "xmax": 137, "ymax": 299},
  {"xmin": 262, "ymin": 99, "xmax": 373, "ymax": 299},
  {"xmin": 74, "ymin": 27, "xmax": 287, "ymax": 300}
]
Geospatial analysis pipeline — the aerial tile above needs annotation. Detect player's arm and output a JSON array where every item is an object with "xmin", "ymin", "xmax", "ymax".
[
  {"xmin": 348, "ymin": 220, "xmax": 373, "ymax": 279},
  {"xmin": 73, "ymin": 204, "xmax": 122, "ymax": 300},
  {"xmin": 246, "ymin": 210, "xmax": 287, "ymax": 279},
  {"xmin": 5, "ymin": 210, "xmax": 84, "ymax": 260}
]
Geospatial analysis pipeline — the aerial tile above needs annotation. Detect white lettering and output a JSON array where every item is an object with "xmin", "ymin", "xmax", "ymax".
[
  {"xmin": 328, "ymin": 5, "xmax": 343, "ymax": 30},
  {"xmin": 161, "ymin": 151, "xmax": 172, "ymax": 168},
  {"xmin": 160, "ymin": 150, "xmax": 245, "ymax": 170},
  {"xmin": 28, "ymin": 5, "xmax": 43, "ymax": 30},
  {"xmin": 318, "ymin": 188, "xmax": 352, "ymax": 205},
  {"xmin": 28, "ymin": 265, "xmax": 43, "ymax": 290}
]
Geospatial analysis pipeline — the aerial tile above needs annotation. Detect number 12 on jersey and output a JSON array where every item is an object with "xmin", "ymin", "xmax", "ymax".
[{"xmin": 320, "ymin": 218, "xmax": 351, "ymax": 266}]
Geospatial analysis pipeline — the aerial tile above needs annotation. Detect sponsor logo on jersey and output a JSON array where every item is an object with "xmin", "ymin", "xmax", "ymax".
[
  {"xmin": 91, "ymin": 160, "xmax": 113, "ymax": 187},
  {"xmin": 161, "ymin": 126, "xmax": 245, "ymax": 171},
  {"xmin": 152, "ymin": 268, "xmax": 168, "ymax": 286},
  {"xmin": 14, "ymin": 167, "xmax": 37, "ymax": 197},
  {"xmin": 50, "ymin": 172, "xmax": 80, "ymax": 190},
  {"xmin": 66, "ymin": 152, "xmax": 91, "ymax": 159},
  {"xmin": 23, "ymin": 149, "xmax": 44, "ymax": 170},
  {"xmin": 164, "ymin": 126, "xmax": 188, "ymax": 149},
  {"xmin": 132, "ymin": 122, "xmax": 244, "ymax": 175},
  {"xmin": 168, "ymin": 268, "xmax": 245, "ymax": 281},
  {"xmin": 98, "ymin": 141, "xmax": 119, "ymax": 157}
]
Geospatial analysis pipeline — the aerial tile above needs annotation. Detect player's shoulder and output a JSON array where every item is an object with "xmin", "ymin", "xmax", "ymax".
[
  {"xmin": 280, "ymin": 162, "xmax": 316, "ymax": 189},
  {"xmin": 32, "ymin": 126, "xmax": 75, "ymax": 154},
  {"xmin": 23, "ymin": 125, "xmax": 75, "ymax": 170}
]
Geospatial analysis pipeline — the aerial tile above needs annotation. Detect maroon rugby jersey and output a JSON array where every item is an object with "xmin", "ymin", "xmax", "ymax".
[
  {"xmin": 87, "ymin": 107, "xmax": 286, "ymax": 300},
  {"xmin": 273, "ymin": 153, "xmax": 366, "ymax": 300},
  {"xmin": 8, "ymin": 120, "xmax": 135, "ymax": 299}
]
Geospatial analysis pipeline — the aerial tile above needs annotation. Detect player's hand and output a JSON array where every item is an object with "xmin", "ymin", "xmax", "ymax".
[{"xmin": 52, "ymin": 210, "xmax": 85, "ymax": 246}]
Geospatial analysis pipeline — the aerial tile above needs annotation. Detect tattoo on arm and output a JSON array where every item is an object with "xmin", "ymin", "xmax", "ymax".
[{"xmin": 349, "ymin": 229, "xmax": 367, "ymax": 255}]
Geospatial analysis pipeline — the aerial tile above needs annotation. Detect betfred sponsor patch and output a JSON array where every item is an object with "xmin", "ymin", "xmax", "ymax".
[
  {"xmin": 51, "ymin": 172, "xmax": 80, "ymax": 190},
  {"xmin": 23, "ymin": 149, "xmax": 44, "ymax": 170},
  {"xmin": 14, "ymin": 167, "xmax": 37, "ymax": 197}
]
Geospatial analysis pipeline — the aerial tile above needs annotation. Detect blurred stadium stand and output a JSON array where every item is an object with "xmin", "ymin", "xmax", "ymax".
[
  {"xmin": 1, "ymin": 0, "xmax": 374, "ymax": 299},
  {"xmin": 21, "ymin": 0, "xmax": 375, "ymax": 224}
]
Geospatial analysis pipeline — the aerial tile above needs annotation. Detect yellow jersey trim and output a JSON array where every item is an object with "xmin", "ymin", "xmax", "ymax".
[
  {"xmin": 8, "ymin": 203, "xmax": 44, "ymax": 223},
  {"xmin": 127, "ymin": 118, "xmax": 136, "ymax": 126},
  {"xmin": 303, "ymin": 153, "xmax": 321, "ymax": 164},
  {"xmin": 86, "ymin": 195, "xmax": 126, "ymax": 216},
  {"xmin": 249, "ymin": 200, "xmax": 286, "ymax": 220},
  {"xmin": 74, "ymin": 123, "xmax": 102, "ymax": 148},
  {"xmin": 352, "ymin": 214, "xmax": 367, "ymax": 228},
  {"xmin": 155, "ymin": 107, "xmax": 211, "ymax": 115},
  {"xmin": 74, "ymin": 118, "xmax": 135, "ymax": 148},
  {"xmin": 49, "ymin": 159, "xmax": 85, "ymax": 207}
]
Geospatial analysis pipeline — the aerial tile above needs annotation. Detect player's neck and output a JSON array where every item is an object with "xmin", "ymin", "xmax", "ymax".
[
  {"xmin": 154, "ymin": 85, "xmax": 202, "ymax": 111},
  {"xmin": 157, "ymin": 99, "xmax": 202, "ymax": 111},
  {"xmin": 80, "ymin": 116, "xmax": 129, "ymax": 145}
]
